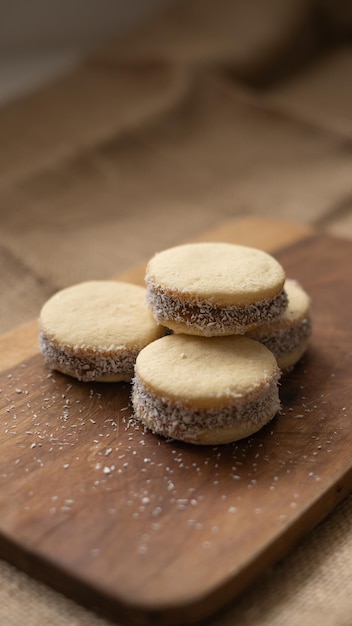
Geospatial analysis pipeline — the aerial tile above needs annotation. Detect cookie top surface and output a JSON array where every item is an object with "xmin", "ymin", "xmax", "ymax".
[
  {"xmin": 39, "ymin": 280, "xmax": 164, "ymax": 352},
  {"xmin": 146, "ymin": 242, "xmax": 285, "ymax": 306},
  {"xmin": 135, "ymin": 333, "xmax": 278, "ymax": 409},
  {"xmin": 249, "ymin": 279, "xmax": 311, "ymax": 337}
]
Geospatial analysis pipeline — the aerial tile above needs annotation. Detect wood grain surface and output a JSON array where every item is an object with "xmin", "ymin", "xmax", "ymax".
[{"xmin": 0, "ymin": 218, "xmax": 351, "ymax": 625}]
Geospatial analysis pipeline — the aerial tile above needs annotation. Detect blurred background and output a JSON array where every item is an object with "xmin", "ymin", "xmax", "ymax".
[
  {"xmin": 0, "ymin": 0, "xmax": 178, "ymax": 103},
  {"xmin": 1, "ymin": 0, "xmax": 351, "ymax": 102},
  {"xmin": 1, "ymin": 0, "xmax": 352, "ymax": 332}
]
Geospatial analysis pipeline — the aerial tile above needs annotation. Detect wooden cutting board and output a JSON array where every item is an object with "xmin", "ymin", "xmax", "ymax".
[{"xmin": 0, "ymin": 217, "xmax": 351, "ymax": 626}]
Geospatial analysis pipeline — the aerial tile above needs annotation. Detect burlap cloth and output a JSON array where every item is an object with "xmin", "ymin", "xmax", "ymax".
[{"xmin": 1, "ymin": 1, "xmax": 352, "ymax": 624}]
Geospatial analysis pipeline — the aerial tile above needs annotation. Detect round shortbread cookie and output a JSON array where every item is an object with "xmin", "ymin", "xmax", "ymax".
[
  {"xmin": 247, "ymin": 279, "xmax": 312, "ymax": 371},
  {"xmin": 39, "ymin": 280, "xmax": 166, "ymax": 382},
  {"xmin": 132, "ymin": 333, "xmax": 281, "ymax": 445},
  {"xmin": 145, "ymin": 242, "xmax": 287, "ymax": 336}
]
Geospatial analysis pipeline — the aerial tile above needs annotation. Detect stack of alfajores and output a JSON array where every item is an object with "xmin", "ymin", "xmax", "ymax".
[
  {"xmin": 38, "ymin": 242, "xmax": 312, "ymax": 445},
  {"xmin": 132, "ymin": 242, "xmax": 312, "ymax": 444}
]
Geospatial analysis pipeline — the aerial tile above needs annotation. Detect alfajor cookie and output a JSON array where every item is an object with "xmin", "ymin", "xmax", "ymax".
[
  {"xmin": 132, "ymin": 333, "xmax": 281, "ymax": 445},
  {"xmin": 145, "ymin": 242, "xmax": 287, "ymax": 336},
  {"xmin": 247, "ymin": 278, "xmax": 312, "ymax": 372},
  {"xmin": 39, "ymin": 280, "xmax": 166, "ymax": 382}
]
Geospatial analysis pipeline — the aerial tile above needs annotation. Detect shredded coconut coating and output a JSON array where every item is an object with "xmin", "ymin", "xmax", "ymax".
[
  {"xmin": 257, "ymin": 316, "xmax": 312, "ymax": 358},
  {"xmin": 247, "ymin": 279, "xmax": 313, "ymax": 369},
  {"xmin": 40, "ymin": 332, "xmax": 138, "ymax": 382},
  {"xmin": 132, "ymin": 374, "xmax": 280, "ymax": 444},
  {"xmin": 146, "ymin": 284, "xmax": 288, "ymax": 336}
]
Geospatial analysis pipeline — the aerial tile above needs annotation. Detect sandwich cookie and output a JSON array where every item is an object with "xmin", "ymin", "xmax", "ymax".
[
  {"xmin": 39, "ymin": 280, "xmax": 166, "ymax": 382},
  {"xmin": 145, "ymin": 242, "xmax": 288, "ymax": 336},
  {"xmin": 247, "ymin": 278, "xmax": 312, "ymax": 372},
  {"xmin": 132, "ymin": 333, "xmax": 281, "ymax": 445}
]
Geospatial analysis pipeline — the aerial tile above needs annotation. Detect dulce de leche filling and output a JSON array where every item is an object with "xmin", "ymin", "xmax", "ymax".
[
  {"xmin": 146, "ymin": 284, "xmax": 288, "ymax": 335},
  {"xmin": 39, "ymin": 331, "xmax": 138, "ymax": 382},
  {"xmin": 132, "ymin": 373, "xmax": 280, "ymax": 443}
]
